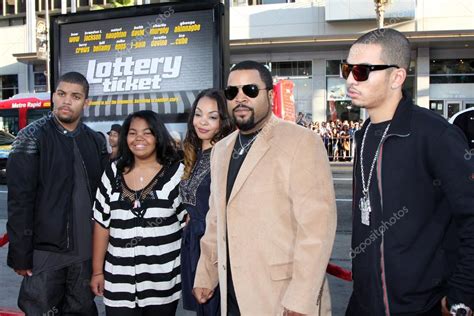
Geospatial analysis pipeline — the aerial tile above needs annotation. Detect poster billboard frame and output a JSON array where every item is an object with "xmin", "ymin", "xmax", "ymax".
[{"xmin": 49, "ymin": 0, "xmax": 229, "ymax": 124}]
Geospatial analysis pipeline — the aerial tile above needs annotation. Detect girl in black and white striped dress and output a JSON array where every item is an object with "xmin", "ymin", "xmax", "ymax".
[{"xmin": 90, "ymin": 111, "xmax": 186, "ymax": 316}]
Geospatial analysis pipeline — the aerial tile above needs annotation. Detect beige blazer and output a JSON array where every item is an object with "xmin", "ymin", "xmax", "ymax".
[{"xmin": 194, "ymin": 115, "xmax": 337, "ymax": 315}]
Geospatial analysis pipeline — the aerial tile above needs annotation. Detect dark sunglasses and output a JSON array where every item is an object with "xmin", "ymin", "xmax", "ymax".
[
  {"xmin": 340, "ymin": 63, "xmax": 399, "ymax": 82},
  {"xmin": 224, "ymin": 84, "xmax": 269, "ymax": 100}
]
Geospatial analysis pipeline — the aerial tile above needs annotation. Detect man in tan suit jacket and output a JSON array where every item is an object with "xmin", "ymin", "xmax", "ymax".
[{"xmin": 193, "ymin": 60, "xmax": 337, "ymax": 316}]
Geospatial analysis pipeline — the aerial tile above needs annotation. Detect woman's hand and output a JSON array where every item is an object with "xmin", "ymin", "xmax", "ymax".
[
  {"xmin": 90, "ymin": 273, "xmax": 105, "ymax": 296},
  {"xmin": 91, "ymin": 222, "xmax": 109, "ymax": 297}
]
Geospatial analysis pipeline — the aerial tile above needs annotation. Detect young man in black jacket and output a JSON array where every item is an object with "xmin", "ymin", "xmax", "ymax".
[
  {"xmin": 343, "ymin": 29, "xmax": 474, "ymax": 316},
  {"xmin": 7, "ymin": 72, "xmax": 108, "ymax": 315},
  {"xmin": 450, "ymin": 107, "xmax": 474, "ymax": 150}
]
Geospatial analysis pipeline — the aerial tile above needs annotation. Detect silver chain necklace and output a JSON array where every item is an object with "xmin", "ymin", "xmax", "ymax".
[
  {"xmin": 359, "ymin": 122, "xmax": 391, "ymax": 226},
  {"xmin": 234, "ymin": 133, "xmax": 258, "ymax": 156}
]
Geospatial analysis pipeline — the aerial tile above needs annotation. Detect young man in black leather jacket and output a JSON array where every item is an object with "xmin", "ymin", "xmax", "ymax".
[{"xmin": 7, "ymin": 72, "xmax": 108, "ymax": 315}]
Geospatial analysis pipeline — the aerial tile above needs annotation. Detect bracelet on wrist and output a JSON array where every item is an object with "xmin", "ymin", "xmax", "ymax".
[{"xmin": 92, "ymin": 272, "xmax": 103, "ymax": 277}]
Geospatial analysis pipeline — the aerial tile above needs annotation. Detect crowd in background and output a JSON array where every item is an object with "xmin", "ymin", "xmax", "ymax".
[{"xmin": 298, "ymin": 117, "xmax": 363, "ymax": 161}]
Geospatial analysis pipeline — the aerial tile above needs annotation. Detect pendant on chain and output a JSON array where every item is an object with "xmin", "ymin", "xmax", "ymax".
[
  {"xmin": 359, "ymin": 194, "xmax": 371, "ymax": 226},
  {"xmin": 133, "ymin": 200, "xmax": 141, "ymax": 209}
]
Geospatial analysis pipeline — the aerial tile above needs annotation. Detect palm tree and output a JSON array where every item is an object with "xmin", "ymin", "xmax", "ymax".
[{"xmin": 374, "ymin": 0, "xmax": 392, "ymax": 29}]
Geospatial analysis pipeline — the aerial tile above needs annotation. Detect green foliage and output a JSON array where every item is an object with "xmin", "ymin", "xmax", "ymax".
[
  {"xmin": 91, "ymin": 0, "xmax": 135, "ymax": 10},
  {"xmin": 111, "ymin": 0, "xmax": 135, "ymax": 7}
]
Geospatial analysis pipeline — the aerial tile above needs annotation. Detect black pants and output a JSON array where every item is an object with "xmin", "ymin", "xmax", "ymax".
[
  {"xmin": 105, "ymin": 301, "xmax": 178, "ymax": 316},
  {"xmin": 227, "ymin": 267, "xmax": 240, "ymax": 316},
  {"xmin": 18, "ymin": 260, "xmax": 97, "ymax": 316},
  {"xmin": 226, "ymin": 253, "xmax": 240, "ymax": 316}
]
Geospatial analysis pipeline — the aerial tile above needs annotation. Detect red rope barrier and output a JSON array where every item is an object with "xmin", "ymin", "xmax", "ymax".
[
  {"xmin": 0, "ymin": 308, "xmax": 24, "ymax": 316},
  {"xmin": 326, "ymin": 263, "xmax": 352, "ymax": 282},
  {"xmin": 0, "ymin": 233, "xmax": 8, "ymax": 247}
]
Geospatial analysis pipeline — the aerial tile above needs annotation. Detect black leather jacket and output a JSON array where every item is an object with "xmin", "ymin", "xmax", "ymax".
[{"xmin": 6, "ymin": 113, "xmax": 108, "ymax": 270}]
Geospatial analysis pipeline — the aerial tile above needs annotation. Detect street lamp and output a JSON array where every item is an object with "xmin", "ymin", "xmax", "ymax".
[{"xmin": 374, "ymin": 0, "xmax": 392, "ymax": 29}]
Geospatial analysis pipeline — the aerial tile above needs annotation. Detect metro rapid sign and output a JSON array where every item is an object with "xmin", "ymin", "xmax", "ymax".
[{"xmin": 0, "ymin": 97, "xmax": 51, "ymax": 110}]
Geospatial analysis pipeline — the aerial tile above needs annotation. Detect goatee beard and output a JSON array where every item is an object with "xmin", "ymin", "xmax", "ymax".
[
  {"xmin": 56, "ymin": 114, "xmax": 76, "ymax": 124},
  {"xmin": 233, "ymin": 114, "xmax": 255, "ymax": 131},
  {"xmin": 231, "ymin": 102, "xmax": 272, "ymax": 132},
  {"xmin": 232, "ymin": 104, "xmax": 256, "ymax": 131}
]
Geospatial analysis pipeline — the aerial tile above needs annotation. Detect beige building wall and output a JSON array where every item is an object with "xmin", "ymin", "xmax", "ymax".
[
  {"xmin": 0, "ymin": 25, "xmax": 29, "ymax": 94},
  {"xmin": 416, "ymin": 48, "xmax": 430, "ymax": 109},
  {"xmin": 230, "ymin": 0, "xmax": 474, "ymax": 40}
]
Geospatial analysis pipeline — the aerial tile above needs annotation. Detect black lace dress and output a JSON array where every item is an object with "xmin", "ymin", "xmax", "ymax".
[{"xmin": 179, "ymin": 148, "xmax": 220, "ymax": 315}]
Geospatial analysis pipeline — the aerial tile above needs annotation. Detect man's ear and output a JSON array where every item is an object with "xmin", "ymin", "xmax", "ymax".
[
  {"xmin": 267, "ymin": 89, "xmax": 274, "ymax": 106},
  {"xmin": 391, "ymin": 68, "xmax": 407, "ymax": 90},
  {"xmin": 83, "ymin": 98, "xmax": 90, "ymax": 110}
]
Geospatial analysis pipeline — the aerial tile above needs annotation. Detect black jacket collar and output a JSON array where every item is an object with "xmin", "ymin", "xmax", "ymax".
[{"xmin": 356, "ymin": 91, "xmax": 414, "ymax": 143}]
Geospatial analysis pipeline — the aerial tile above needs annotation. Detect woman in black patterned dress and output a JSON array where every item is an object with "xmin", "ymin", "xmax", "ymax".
[
  {"xmin": 179, "ymin": 89, "xmax": 234, "ymax": 315},
  {"xmin": 90, "ymin": 110, "xmax": 186, "ymax": 316}
]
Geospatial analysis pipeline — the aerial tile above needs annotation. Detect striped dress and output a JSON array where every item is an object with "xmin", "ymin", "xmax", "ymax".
[{"xmin": 93, "ymin": 161, "xmax": 186, "ymax": 308}]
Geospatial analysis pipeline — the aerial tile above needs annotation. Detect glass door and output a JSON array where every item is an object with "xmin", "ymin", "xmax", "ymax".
[
  {"xmin": 464, "ymin": 100, "xmax": 474, "ymax": 109},
  {"xmin": 445, "ymin": 100, "xmax": 462, "ymax": 119}
]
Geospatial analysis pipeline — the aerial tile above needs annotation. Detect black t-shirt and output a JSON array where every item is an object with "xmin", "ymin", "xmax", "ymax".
[
  {"xmin": 225, "ymin": 131, "xmax": 259, "ymax": 315},
  {"xmin": 226, "ymin": 132, "xmax": 259, "ymax": 202},
  {"xmin": 33, "ymin": 138, "xmax": 93, "ymax": 273}
]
